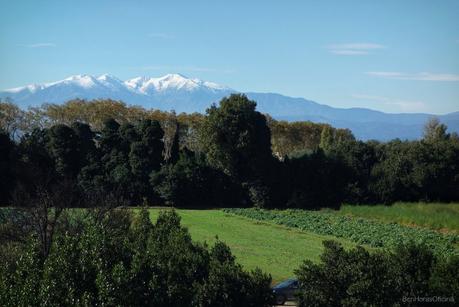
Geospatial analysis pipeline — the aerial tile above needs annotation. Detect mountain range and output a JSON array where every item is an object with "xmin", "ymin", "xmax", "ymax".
[{"xmin": 1, "ymin": 73, "xmax": 458, "ymax": 141}]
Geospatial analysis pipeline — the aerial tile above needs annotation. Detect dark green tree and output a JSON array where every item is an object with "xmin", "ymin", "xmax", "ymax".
[
  {"xmin": 295, "ymin": 241, "xmax": 457, "ymax": 307},
  {"xmin": 118, "ymin": 123, "xmax": 140, "ymax": 151},
  {"xmin": 71, "ymin": 122, "xmax": 96, "ymax": 162},
  {"xmin": 151, "ymin": 149, "xmax": 241, "ymax": 208},
  {"xmin": 47, "ymin": 124, "xmax": 81, "ymax": 178},
  {"xmin": 285, "ymin": 150, "xmax": 348, "ymax": 209},
  {"xmin": 129, "ymin": 119, "xmax": 165, "ymax": 203},
  {"xmin": 18, "ymin": 128, "xmax": 54, "ymax": 178},
  {"xmin": 296, "ymin": 241, "xmax": 396, "ymax": 306},
  {"xmin": 78, "ymin": 119, "xmax": 131, "ymax": 202},
  {"xmin": 196, "ymin": 241, "xmax": 273, "ymax": 307},
  {"xmin": 369, "ymin": 140, "xmax": 417, "ymax": 204},
  {"xmin": 0, "ymin": 131, "xmax": 15, "ymax": 205},
  {"xmin": 329, "ymin": 139, "xmax": 378, "ymax": 203},
  {"xmin": 199, "ymin": 94, "xmax": 278, "ymax": 207},
  {"xmin": 99, "ymin": 118, "xmax": 122, "ymax": 155},
  {"xmin": 168, "ymin": 122, "xmax": 180, "ymax": 164},
  {"xmin": 200, "ymin": 94, "xmax": 273, "ymax": 181}
]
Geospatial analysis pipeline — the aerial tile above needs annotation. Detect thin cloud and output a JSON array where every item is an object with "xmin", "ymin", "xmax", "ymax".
[
  {"xmin": 23, "ymin": 43, "xmax": 56, "ymax": 48},
  {"xmin": 134, "ymin": 65, "xmax": 235, "ymax": 74},
  {"xmin": 329, "ymin": 43, "xmax": 386, "ymax": 50},
  {"xmin": 327, "ymin": 43, "xmax": 386, "ymax": 56},
  {"xmin": 352, "ymin": 94, "xmax": 427, "ymax": 112},
  {"xmin": 148, "ymin": 33, "xmax": 174, "ymax": 39},
  {"xmin": 331, "ymin": 50, "xmax": 369, "ymax": 55},
  {"xmin": 367, "ymin": 71, "xmax": 459, "ymax": 81}
]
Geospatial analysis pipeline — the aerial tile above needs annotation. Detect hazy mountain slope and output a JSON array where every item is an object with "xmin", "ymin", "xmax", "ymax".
[{"xmin": 247, "ymin": 93, "xmax": 459, "ymax": 140}]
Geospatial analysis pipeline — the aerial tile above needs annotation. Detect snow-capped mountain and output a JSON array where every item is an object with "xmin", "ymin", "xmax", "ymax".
[
  {"xmin": 1, "ymin": 74, "xmax": 458, "ymax": 140},
  {"xmin": 2, "ymin": 74, "xmax": 141, "ymax": 109},
  {"xmin": 122, "ymin": 74, "xmax": 234, "ymax": 112},
  {"xmin": 124, "ymin": 74, "xmax": 229, "ymax": 94},
  {"xmin": 1, "ymin": 73, "xmax": 235, "ymax": 113}
]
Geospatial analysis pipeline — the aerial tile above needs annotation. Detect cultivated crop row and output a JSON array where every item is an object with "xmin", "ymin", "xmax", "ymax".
[{"xmin": 224, "ymin": 208, "xmax": 459, "ymax": 257}]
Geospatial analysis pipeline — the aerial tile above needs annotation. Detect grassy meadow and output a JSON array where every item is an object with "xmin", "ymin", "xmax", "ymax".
[
  {"xmin": 148, "ymin": 209, "xmax": 357, "ymax": 283},
  {"xmin": 148, "ymin": 203, "xmax": 459, "ymax": 283}
]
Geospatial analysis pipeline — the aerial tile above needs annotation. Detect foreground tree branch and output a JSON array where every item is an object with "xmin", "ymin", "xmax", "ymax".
[{"xmin": 11, "ymin": 177, "xmax": 80, "ymax": 258}]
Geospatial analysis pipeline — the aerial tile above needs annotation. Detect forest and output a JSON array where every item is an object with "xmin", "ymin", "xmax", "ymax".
[
  {"xmin": 1, "ymin": 95, "xmax": 458, "ymax": 306},
  {"xmin": 1, "ymin": 94, "xmax": 459, "ymax": 209}
]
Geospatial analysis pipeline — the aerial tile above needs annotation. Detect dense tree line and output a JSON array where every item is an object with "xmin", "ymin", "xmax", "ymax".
[
  {"xmin": 1, "ymin": 95, "xmax": 459, "ymax": 209},
  {"xmin": 325, "ymin": 118, "xmax": 459, "ymax": 204},
  {"xmin": 0, "ymin": 98, "xmax": 348, "ymax": 156},
  {"xmin": 0, "ymin": 209, "xmax": 273, "ymax": 306}
]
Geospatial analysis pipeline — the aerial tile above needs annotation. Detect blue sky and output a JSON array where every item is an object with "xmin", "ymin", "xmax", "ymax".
[{"xmin": 0, "ymin": 0, "xmax": 458, "ymax": 114}]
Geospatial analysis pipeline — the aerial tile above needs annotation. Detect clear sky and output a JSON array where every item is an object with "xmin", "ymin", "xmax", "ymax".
[{"xmin": 1, "ymin": 0, "xmax": 458, "ymax": 114}]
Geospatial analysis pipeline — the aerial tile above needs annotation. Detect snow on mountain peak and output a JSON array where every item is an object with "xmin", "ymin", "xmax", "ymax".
[
  {"xmin": 97, "ymin": 74, "xmax": 119, "ymax": 82},
  {"xmin": 123, "ymin": 76, "xmax": 149, "ymax": 92},
  {"xmin": 202, "ymin": 81, "xmax": 229, "ymax": 90},
  {"xmin": 95, "ymin": 74, "xmax": 125, "ymax": 91},
  {"xmin": 152, "ymin": 73, "xmax": 199, "ymax": 91},
  {"xmin": 3, "ymin": 74, "xmax": 231, "ymax": 96},
  {"xmin": 59, "ymin": 74, "xmax": 97, "ymax": 88},
  {"xmin": 3, "ymin": 75, "xmax": 98, "ymax": 93},
  {"xmin": 163, "ymin": 73, "xmax": 188, "ymax": 79},
  {"xmin": 124, "ymin": 73, "xmax": 230, "ymax": 93},
  {"xmin": 5, "ymin": 83, "xmax": 44, "ymax": 93}
]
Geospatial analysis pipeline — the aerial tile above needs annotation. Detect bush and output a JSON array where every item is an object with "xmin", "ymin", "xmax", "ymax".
[
  {"xmin": 196, "ymin": 241, "xmax": 273, "ymax": 306},
  {"xmin": 295, "ymin": 241, "xmax": 459, "ymax": 307}
]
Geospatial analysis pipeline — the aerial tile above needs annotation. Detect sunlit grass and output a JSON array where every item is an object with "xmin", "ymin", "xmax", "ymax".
[{"xmin": 148, "ymin": 208, "xmax": 357, "ymax": 283}]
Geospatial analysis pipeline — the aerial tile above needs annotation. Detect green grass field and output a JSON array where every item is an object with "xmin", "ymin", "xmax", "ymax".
[
  {"xmin": 148, "ymin": 209, "xmax": 357, "ymax": 283},
  {"xmin": 333, "ymin": 202, "xmax": 459, "ymax": 233},
  {"xmin": 147, "ymin": 203, "xmax": 459, "ymax": 282}
]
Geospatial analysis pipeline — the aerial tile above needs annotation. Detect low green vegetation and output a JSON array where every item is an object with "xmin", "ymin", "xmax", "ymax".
[
  {"xmin": 148, "ymin": 209, "xmax": 357, "ymax": 282},
  {"xmin": 225, "ymin": 208, "xmax": 459, "ymax": 257},
  {"xmin": 335, "ymin": 202, "xmax": 459, "ymax": 232}
]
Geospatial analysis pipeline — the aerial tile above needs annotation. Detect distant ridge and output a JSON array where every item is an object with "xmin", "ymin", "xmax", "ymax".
[{"xmin": 1, "ymin": 74, "xmax": 458, "ymax": 141}]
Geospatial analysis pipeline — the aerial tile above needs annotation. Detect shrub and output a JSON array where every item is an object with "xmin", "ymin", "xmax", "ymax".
[
  {"xmin": 195, "ymin": 241, "xmax": 273, "ymax": 306},
  {"xmin": 295, "ymin": 241, "xmax": 458, "ymax": 307}
]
